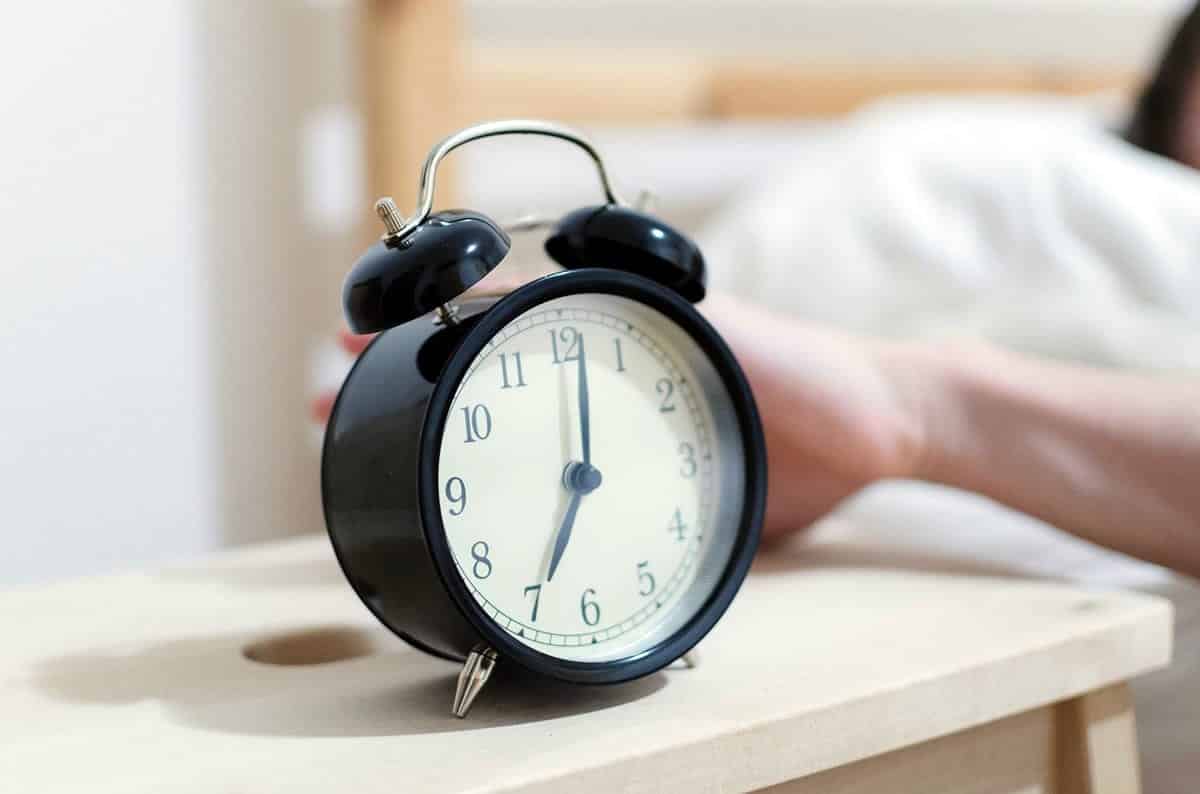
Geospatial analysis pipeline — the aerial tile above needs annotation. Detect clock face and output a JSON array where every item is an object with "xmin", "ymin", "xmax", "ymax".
[{"xmin": 436, "ymin": 291, "xmax": 746, "ymax": 663}]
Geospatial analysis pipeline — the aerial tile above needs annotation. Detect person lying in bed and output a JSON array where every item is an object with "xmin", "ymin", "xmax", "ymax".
[{"xmin": 317, "ymin": 4, "xmax": 1200, "ymax": 578}]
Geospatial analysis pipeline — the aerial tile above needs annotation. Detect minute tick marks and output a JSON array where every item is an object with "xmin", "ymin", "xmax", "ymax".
[{"xmin": 437, "ymin": 293, "xmax": 728, "ymax": 662}]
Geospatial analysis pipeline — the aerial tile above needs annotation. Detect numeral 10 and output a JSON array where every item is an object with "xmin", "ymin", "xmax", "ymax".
[{"xmin": 461, "ymin": 404, "xmax": 492, "ymax": 443}]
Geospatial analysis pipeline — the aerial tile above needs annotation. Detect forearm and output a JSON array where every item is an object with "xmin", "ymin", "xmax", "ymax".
[{"xmin": 901, "ymin": 341, "xmax": 1200, "ymax": 576}]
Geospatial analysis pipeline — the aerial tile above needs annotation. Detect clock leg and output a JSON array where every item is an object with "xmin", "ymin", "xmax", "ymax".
[
  {"xmin": 682, "ymin": 650, "xmax": 700, "ymax": 669},
  {"xmin": 452, "ymin": 644, "xmax": 498, "ymax": 718}
]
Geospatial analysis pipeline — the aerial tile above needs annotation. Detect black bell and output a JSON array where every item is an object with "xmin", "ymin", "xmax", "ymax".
[
  {"xmin": 545, "ymin": 205, "xmax": 706, "ymax": 302},
  {"xmin": 343, "ymin": 210, "xmax": 511, "ymax": 334}
]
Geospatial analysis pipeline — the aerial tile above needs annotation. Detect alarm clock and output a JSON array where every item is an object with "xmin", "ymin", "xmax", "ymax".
[{"xmin": 322, "ymin": 120, "xmax": 766, "ymax": 718}]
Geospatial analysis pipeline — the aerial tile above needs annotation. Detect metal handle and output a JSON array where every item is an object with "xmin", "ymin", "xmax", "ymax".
[{"xmin": 377, "ymin": 120, "xmax": 626, "ymax": 241}]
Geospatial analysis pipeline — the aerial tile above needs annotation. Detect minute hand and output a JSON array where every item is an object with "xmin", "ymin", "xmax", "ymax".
[{"xmin": 578, "ymin": 335, "xmax": 591, "ymax": 464}]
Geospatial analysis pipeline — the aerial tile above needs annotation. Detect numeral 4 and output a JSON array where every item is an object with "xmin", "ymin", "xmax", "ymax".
[{"xmin": 667, "ymin": 508, "xmax": 687, "ymax": 542}]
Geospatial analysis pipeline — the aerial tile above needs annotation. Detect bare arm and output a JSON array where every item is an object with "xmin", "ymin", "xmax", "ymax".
[
  {"xmin": 317, "ymin": 289, "xmax": 1200, "ymax": 577},
  {"xmin": 702, "ymin": 293, "xmax": 1200, "ymax": 577},
  {"xmin": 912, "ymin": 341, "xmax": 1200, "ymax": 576}
]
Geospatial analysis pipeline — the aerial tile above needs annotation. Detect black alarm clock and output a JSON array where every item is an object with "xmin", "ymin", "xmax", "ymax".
[{"xmin": 322, "ymin": 120, "xmax": 766, "ymax": 718}]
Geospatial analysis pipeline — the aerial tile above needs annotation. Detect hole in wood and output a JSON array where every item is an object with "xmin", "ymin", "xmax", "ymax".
[{"xmin": 243, "ymin": 626, "xmax": 386, "ymax": 666}]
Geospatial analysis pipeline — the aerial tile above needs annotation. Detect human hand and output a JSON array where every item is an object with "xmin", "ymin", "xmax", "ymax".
[
  {"xmin": 313, "ymin": 290, "xmax": 928, "ymax": 545},
  {"xmin": 700, "ymin": 294, "xmax": 926, "ymax": 542}
]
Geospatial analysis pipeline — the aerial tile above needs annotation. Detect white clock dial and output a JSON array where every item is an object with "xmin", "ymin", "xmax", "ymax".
[{"xmin": 437, "ymin": 292, "xmax": 743, "ymax": 663}]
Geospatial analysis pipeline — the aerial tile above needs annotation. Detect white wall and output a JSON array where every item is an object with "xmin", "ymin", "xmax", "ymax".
[
  {"xmin": 468, "ymin": 0, "xmax": 1189, "ymax": 68},
  {"xmin": 0, "ymin": 3, "xmax": 217, "ymax": 582},
  {"xmin": 0, "ymin": 2, "xmax": 359, "ymax": 584}
]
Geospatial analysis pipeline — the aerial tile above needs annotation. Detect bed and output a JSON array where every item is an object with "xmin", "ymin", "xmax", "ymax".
[{"xmin": 353, "ymin": 3, "xmax": 1198, "ymax": 789}]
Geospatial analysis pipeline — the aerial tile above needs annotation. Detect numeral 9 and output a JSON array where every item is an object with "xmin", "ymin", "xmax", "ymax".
[{"xmin": 444, "ymin": 476, "xmax": 467, "ymax": 516}]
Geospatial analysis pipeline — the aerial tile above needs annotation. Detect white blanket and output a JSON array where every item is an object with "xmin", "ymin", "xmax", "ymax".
[
  {"xmin": 698, "ymin": 97, "xmax": 1200, "ymax": 587},
  {"xmin": 700, "ymin": 97, "xmax": 1200, "ymax": 372}
]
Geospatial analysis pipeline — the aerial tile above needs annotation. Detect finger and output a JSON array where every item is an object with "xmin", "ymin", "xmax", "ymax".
[
  {"xmin": 312, "ymin": 393, "xmax": 337, "ymax": 424},
  {"xmin": 339, "ymin": 330, "xmax": 375, "ymax": 356}
]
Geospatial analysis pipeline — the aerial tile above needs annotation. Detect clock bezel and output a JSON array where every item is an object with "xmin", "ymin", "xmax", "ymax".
[{"xmin": 416, "ymin": 268, "xmax": 766, "ymax": 684}]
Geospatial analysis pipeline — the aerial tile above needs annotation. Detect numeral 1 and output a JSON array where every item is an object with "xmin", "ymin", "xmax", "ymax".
[
  {"xmin": 613, "ymin": 338, "xmax": 626, "ymax": 372},
  {"xmin": 499, "ymin": 352, "xmax": 526, "ymax": 388}
]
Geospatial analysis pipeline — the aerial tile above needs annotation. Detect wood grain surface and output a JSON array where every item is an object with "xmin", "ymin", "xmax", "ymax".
[{"xmin": 0, "ymin": 535, "xmax": 1171, "ymax": 793}]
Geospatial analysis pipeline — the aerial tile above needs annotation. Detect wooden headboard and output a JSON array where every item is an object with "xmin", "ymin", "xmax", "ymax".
[{"xmin": 361, "ymin": 0, "xmax": 1148, "ymax": 211}]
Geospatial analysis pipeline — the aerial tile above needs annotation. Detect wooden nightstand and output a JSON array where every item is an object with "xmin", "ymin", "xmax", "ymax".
[{"xmin": 1, "ymin": 535, "xmax": 1170, "ymax": 793}]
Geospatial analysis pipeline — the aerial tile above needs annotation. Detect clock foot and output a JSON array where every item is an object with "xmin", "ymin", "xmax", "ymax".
[
  {"xmin": 682, "ymin": 650, "xmax": 700, "ymax": 669},
  {"xmin": 452, "ymin": 644, "xmax": 498, "ymax": 718}
]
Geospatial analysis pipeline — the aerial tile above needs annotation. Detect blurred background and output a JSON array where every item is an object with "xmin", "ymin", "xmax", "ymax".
[{"xmin": 0, "ymin": 0, "xmax": 1190, "ymax": 585}]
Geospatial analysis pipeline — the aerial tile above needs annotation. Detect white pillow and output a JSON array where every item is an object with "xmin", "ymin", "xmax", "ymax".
[{"xmin": 700, "ymin": 96, "xmax": 1200, "ymax": 371}]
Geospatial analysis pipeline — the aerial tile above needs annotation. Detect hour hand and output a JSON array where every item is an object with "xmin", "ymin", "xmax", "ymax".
[{"xmin": 547, "ymin": 491, "xmax": 583, "ymax": 582}]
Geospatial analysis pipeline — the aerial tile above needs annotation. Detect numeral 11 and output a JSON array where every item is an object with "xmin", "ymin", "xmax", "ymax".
[{"xmin": 499, "ymin": 352, "xmax": 526, "ymax": 388}]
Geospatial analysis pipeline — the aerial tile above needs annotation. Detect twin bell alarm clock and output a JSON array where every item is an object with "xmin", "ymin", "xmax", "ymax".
[{"xmin": 321, "ymin": 120, "xmax": 766, "ymax": 717}]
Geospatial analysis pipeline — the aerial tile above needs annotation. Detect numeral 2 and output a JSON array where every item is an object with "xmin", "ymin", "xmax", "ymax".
[{"xmin": 656, "ymin": 378, "xmax": 676, "ymax": 412}]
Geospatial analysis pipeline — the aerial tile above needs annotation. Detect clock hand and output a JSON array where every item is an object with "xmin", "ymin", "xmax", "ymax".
[
  {"xmin": 547, "ymin": 490, "xmax": 583, "ymax": 582},
  {"xmin": 547, "ymin": 334, "xmax": 601, "ymax": 583},
  {"xmin": 578, "ymin": 334, "xmax": 591, "ymax": 465}
]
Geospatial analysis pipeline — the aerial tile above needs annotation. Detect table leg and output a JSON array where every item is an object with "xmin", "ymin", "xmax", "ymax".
[{"xmin": 1056, "ymin": 683, "xmax": 1143, "ymax": 794}]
